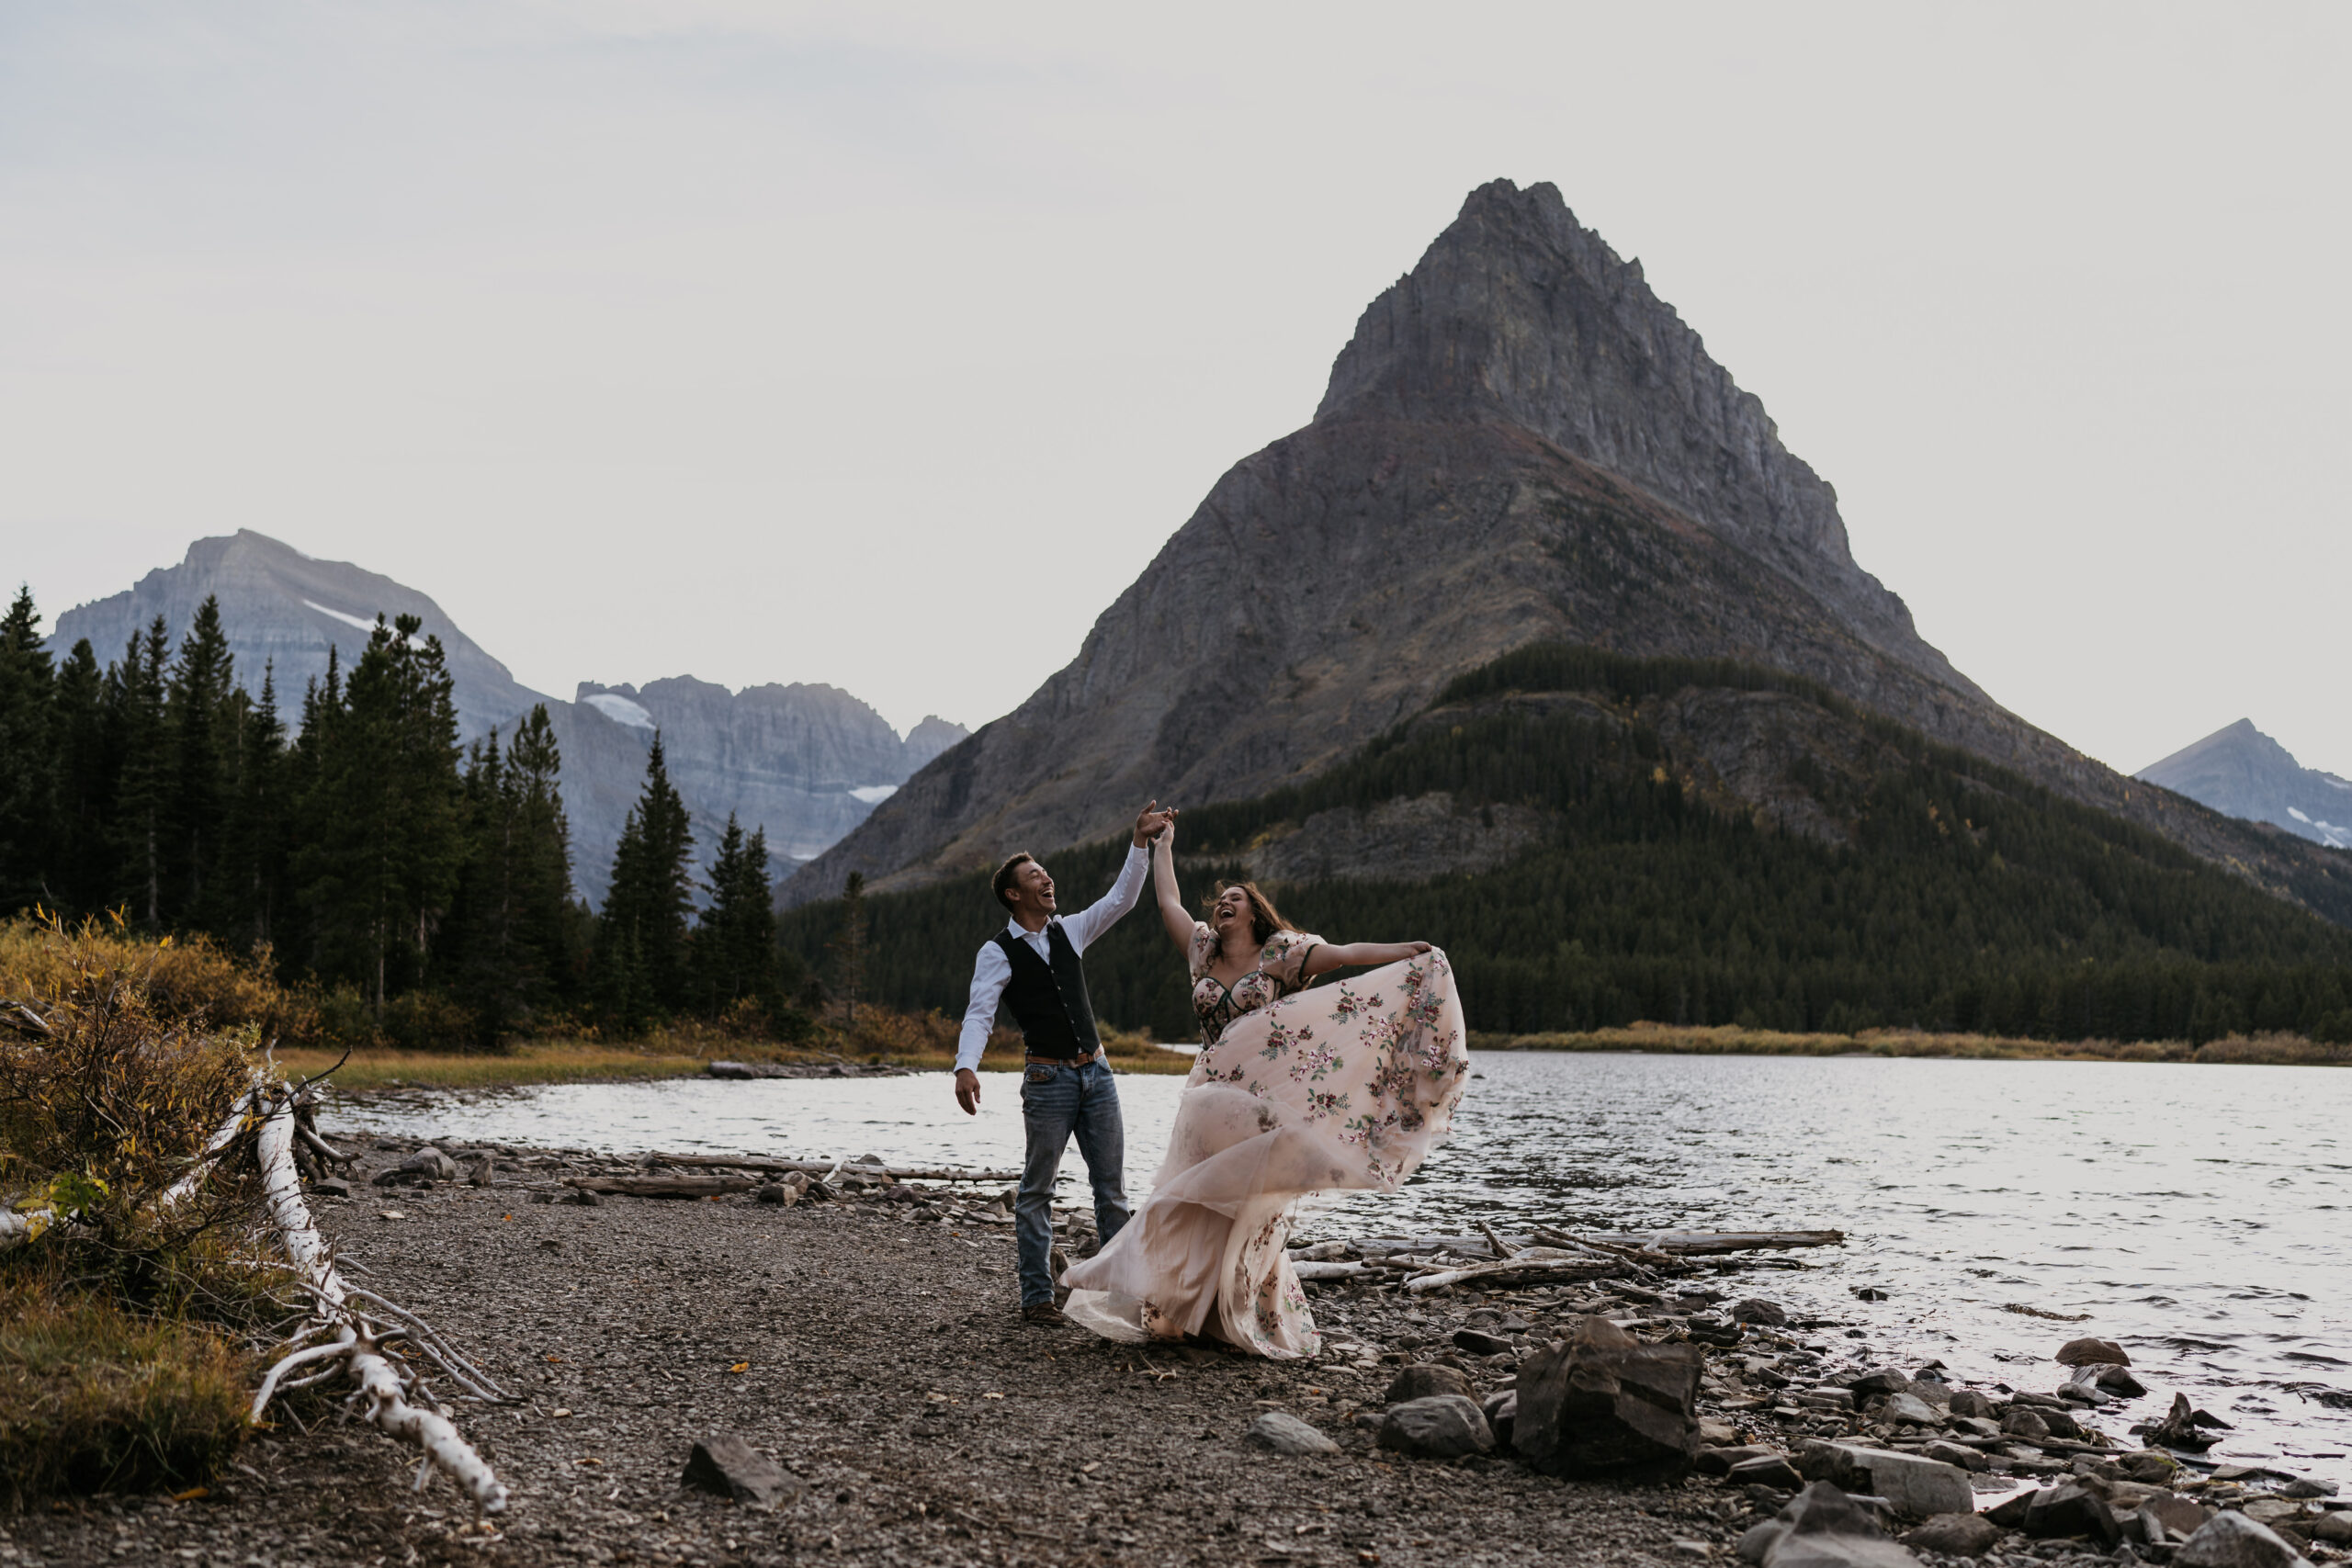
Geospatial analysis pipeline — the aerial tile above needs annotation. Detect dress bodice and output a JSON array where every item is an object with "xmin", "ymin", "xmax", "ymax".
[{"xmin": 1189, "ymin": 923, "xmax": 1322, "ymax": 1046}]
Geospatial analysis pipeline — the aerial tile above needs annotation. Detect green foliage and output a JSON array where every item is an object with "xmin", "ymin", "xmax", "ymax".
[
  {"xmin": 785, "ymin": 647, "xmax": 2352, "ymax": 1045},
  {"xmin": 596, "ymin": 735, "xmax": 696, "ymax": 1032}
]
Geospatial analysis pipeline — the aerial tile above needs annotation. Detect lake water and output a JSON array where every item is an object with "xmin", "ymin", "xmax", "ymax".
[{"xmin": 324, "ymin": 1051, "xmax": 2351, "ymax": 1482}]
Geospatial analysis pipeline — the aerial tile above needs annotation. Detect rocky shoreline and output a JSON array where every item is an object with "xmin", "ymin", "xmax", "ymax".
[{"xmin": 6, "ymin": 1134, "xmax": 2343, "ymax": 1568}]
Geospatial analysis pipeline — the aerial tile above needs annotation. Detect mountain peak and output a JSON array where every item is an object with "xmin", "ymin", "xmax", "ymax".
[
  {"xmin": 1313, "ymin": 178, "xmax": 1954, "ymax": 686},
  {"xmin": 2139, "ymin": 719, "xmax": 2352, "ymax": 851}
]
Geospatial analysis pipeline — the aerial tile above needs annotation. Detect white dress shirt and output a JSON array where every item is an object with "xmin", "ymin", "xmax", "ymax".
[{"xmin": 955, "ymin": 844, "xmax": 1150, "ymax": 1072}]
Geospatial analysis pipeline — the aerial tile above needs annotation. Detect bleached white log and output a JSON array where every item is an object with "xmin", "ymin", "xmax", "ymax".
[{"xmin": 253, "ymin": 1090, "xmax": 510, "ymax": 1514}]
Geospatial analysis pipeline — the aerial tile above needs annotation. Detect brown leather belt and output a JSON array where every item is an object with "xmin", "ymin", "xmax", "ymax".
[{"xmin": 1023, "ymin": 1050, "xmax": 1105, "ymax": 1066}]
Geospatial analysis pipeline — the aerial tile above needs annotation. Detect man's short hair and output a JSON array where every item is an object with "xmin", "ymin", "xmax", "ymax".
[{"xmin": 991, "ymin": 852, "xmax": 1036, "ymax": 910}]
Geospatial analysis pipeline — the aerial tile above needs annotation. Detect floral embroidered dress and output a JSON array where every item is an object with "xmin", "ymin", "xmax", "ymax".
[{"xmin": 1061, "ymin": 924, "xmax": 1469, "ymax": 1359}]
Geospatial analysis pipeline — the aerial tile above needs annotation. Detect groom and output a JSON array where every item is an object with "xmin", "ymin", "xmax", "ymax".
[{"xmin": 954, "ymin": 800, "xmax": 1173, "ymax": 1323}]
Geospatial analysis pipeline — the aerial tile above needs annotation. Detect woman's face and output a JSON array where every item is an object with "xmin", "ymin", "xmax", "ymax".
[{"xmin": 1212, "ymin": 886, "xmax": 1251, "ymax": 939}]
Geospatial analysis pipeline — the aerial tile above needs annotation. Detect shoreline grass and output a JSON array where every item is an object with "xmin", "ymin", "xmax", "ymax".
[
  {"xmin": 1474, "ymin": 1021, "xmax": 2352, "ymax": 1066},
  {"xmin": 281, "ymin": 1037, "xmax": 1202, "ymax": 1093}
]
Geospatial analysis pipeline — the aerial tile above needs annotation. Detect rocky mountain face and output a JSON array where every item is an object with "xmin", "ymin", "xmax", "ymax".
[
  {"xmin": 2138, "ymin": 720, "xmax": 2352, "ymax": 851},
  {"xmin": 52, "ymin": 529, "xmax": 545, "ymax": 743},
  {"xmin": 560, "ymin": 678, "xmax": 965, "ymax": 906},
  {"xmin": 782, "ymin": 180, "xmax": 2342, "ymax": 916},
  {"xmin": 47, "ymin": 530, "xmax": 966, "ymax": 908}
]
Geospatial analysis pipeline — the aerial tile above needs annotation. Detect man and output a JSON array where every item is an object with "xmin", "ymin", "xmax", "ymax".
[{"xmin": 955, "ymin": 800, "xmax": 1173, "ymax": 1324}]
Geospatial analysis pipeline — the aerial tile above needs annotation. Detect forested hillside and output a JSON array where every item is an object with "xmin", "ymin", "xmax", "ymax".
[{"xmin": 783, "ymin": 647, "xmax": 2352, "ymax": 1047}]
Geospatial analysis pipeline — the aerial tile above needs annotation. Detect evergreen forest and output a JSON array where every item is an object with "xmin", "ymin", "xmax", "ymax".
[
  {"xmin": 781, "ymin": 646, "xmax": 2352, "ymax": 1047},
  {"xmin": 0, "ymin": 588, "xmax": 810, "ymax": 1046}
]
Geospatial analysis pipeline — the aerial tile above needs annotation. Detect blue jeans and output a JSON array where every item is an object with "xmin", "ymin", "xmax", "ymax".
[{"xmin": 1016, "ymin": 1055, "xmax": 1130, "ymax": 1306}]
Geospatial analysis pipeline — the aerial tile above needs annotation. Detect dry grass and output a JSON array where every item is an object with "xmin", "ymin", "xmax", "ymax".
[
  {"xmin": 1476, "ymin": 1021, "xmax": 2352, "ymax": 1066},
  {"xmin": 0, "ymin": 912, "xmax": 315, "ymax": 1046}
]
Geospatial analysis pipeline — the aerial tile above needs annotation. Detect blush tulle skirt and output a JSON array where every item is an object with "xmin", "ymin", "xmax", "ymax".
[{"xmin": 1060, "ymin": 949, "xmax": 1469, "ymax": 1358}]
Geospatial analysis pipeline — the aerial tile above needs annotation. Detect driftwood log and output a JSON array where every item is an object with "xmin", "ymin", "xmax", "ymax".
[
  {"xmin": 562, "ymin": 1174, "xmax": 758, "ymax": 1198},
  {"xmin": 249, "ymin": 1085, "xmax": 512, "ymax": 1514},
  {"xmin": 643, "ymin": 1153, "xmax": 1019, "ymax": 1183}
]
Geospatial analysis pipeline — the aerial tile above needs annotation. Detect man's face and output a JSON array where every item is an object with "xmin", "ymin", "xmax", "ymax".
[{"xmin": 1010, "ymin": 859, "xmax": 1057, "ymax": 915}]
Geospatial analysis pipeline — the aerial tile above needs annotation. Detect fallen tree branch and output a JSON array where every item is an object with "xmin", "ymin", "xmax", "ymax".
[
  {"xmin": 1404, "ymin": 1254, "xmax": 1619, "ymax": 1294},
  {"xmin": 643, "ymin": 1152, "xmax": 1017, "ymax": 1183},
  {"xmin": 252, "ymin": 1089, "xmax": 510, "ymax": 1513},
  {"xmin": 563, "ymin": 1174, "xmax": 757, "ymax": 1199}
]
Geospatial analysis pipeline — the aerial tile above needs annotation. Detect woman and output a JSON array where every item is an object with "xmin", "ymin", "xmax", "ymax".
[{"xmin": 1059, "ymin": 815, "xmax": 1469, "ymax": 1357}]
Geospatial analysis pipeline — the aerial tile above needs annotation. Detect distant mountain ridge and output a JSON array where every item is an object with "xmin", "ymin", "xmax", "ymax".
[
  {"xmin": 782, "ymin": 179, "xmax": 2342, "ymax": 918},
  {"xmin": 2138, "ymin": 720, "xmax": 2352, "ymax": 851},
  {"xmin": 47, "ymin": 530, "xmax": 966, "ymax": 907}
]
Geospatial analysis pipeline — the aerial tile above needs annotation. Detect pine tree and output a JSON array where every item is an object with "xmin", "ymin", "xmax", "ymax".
[
  {"xmin": 292, "ymin": 615, "xmax": 464, "ymax": 1008},
  {"xmin": 447, "ymin": 705, "xmax": 576, "ymax": 1042},
  {"xmin": 51, "ymin": 639, "xmax": 110, "ymax": 916},
  {"xmin": 106, "ymin": 618, "xmax": 172, "ymax": 926},
  {"xmin": 220, "ymin": 662, "xmax": 289, "ymax": 948},
  {"xmin": 597, "ymin": 734, "xmax": 694, "ymax": 1029},
  {"xmin": 829, "ymin": 871, "xmax": 868, "ymax": 1027},
  {"xmin": 695, "ymin": 814, "xmax": 778, "ymax": 1016},
  {"xmin": 0, "ymin": 588, "xmax": 56, "ymax": 911},
  {"xmin": 164, "ymin": 594, "xmax": 239, "ymax": 925}
]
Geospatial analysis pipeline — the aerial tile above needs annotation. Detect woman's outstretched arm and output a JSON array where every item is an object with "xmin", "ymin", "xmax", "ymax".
[
  {"xmin": 1151, "ymin": 818, "xmax": 1194, "ymax": 952},
  {"xmin": 1301, "ymin": 940, "xmax": 1433, "ymax": 979}
]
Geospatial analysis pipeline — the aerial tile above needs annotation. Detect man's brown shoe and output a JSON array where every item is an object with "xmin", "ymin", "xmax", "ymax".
[{"xmin": 1021, "ymin": 1302, "xmax": 1062, "ymax": 1325}]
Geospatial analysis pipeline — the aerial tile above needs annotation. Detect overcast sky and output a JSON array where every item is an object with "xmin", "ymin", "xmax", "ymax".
[{"xmin": 4, "ymin": 2, "xmax": 2345, "ymax": 777}]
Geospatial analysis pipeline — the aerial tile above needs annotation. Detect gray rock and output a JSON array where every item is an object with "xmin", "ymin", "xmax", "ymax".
[
  {"xmin": 1900, "ymin": 1514, "xmax": 2002, "ymax": 1557},
  {"xmin": 1512, "ymin": 1314, "xmax": 1702, "ymax": 1478},
  {"xmin": 2097, "ymin": 1365, "xmax": 2150, "ymax": 1397},
  {"xmin": 2002, "ymin": 1407, "xmax": 2052, "ymax": 1439},
  {"xmin": 1480, "ymin": 1388, "xmax": 1518, "ymax": 1450},
  {"xmin": 1741, "ymin": 1520, "xmax": 1791, "ymax": 1564},
  {"xmin": 2279, "ymin": 1479, "xmax": 2335, "ymax": 1500},
  {"xmin": 1453, "ymin": 1327, "xmax": 1514, "ymax": 1358},
  {"xmin": 466, "ymin": 1156, "xmax": 493, "ymax": 1187},
  {"xmin": 1384, "ymin": 1363, "xmax": 1474, "ymax": 1404},
  {"xmin": 1246, "ymin": 1412, "xmax": 1340, "ymax": 1456},
  {"xmin": 1795, "ymin": 1442, "xmax": 1974, "ymax": 1520},
  {"xmin": 1763, "ymin": 1482, "xmax": 1923, "ymax": 1568},
  {"xmin": 1851, "ymin": 1370, "xmax": 1912, "ymax": 1398},
  {"xmin": 1948, "ymin": 1390, "xmax": 1996, "ymax": 1418},
  {"xmin": 2022, "ymin": 1481, "xmax": 2121, "ymax": 1545},
  {"xmin": 1951, "ymin": 1416, "xmax": 2003, "ymax": 1438},
  {"xmin": 310, "ymin": 1177, "xmax": 352, "ymax": 1198},
  {"xmin": 1700, "ymin": 1445, "xmax": 1786, "ymax": 1476},
  {"xmin": 2056, "ymin": 1337, "xmax": 2131, "ymax": 1368},
  {"xmin": 2174, "ymin": 1511, "xmax": 2314, "ymax": 1568},
  {"xmin": 1906, "ymin": 1382, "xmax": 1954, "ymax": 1410},
  {"xmin": 2039, "ymin": 1407, "xmax": 2086, "ymax": 1440},
  {"xmin": 2120, "ymin": 1450, "xmax": 2182, "ymax": 1483},
  {"xmin": 1732, "ymin": 1299, "xmax": 1791, "ymax": 1327},
  {"xmin": 1883, "ymin": 1393, "xmax": 1946, "ymax": 1427},
  {"xmin": 2309, "ymin": 1514, "xmax": 2352, "ymax": 1547},
  {"xmin": 1376, "ymin": 1395, "xmax": 1495, "ymax": 1460},
  {"xmin": 1730, "ymin": 1455, "xmax": 1806, "ymax": 1490},
  {"xmin": 753, "ymin": 1182, "xmax": 801, "ymax": 1207},
  {"xmin": 2140, "ymin": 1494, "xmax": 2212, "ymax": 1540},
  {"xmin": 561, "ymin": 1187, "xmax": 603, "ymax": 1207},
  {"xmin": 681, "ymin": 1434, "xmax": 806, "ymax": 1509},
  {"xmin": 1922, "ymin": 1440, "xmax": 1987, "ymax": 1472}
]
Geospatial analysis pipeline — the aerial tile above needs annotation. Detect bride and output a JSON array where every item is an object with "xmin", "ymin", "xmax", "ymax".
[{"xmin": 1059, "ymin": 814, "xmax": 1470, "ymax": 1357}]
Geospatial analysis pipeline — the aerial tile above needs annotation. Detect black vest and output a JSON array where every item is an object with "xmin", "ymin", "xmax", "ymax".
[{"xmin": 993, "ymin": 923, "xmax": 1101, "ymax": 1058}]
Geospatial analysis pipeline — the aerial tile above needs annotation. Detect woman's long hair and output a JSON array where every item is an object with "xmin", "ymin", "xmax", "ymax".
[{"xmin": 1204, "ymin": 880, "xmax": 1293, "ymax": 955}]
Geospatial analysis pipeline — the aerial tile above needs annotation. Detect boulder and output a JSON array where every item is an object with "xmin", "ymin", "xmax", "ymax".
[
  {"xmin": 1700, "ymin": 1445, "xmax": 1785, "ymax": 1477},
  {"xmin": 753, "ymin": 1182, "xmax": 801, "ymax": 1206},
  {"xmin": 2002, "ymin": 1406, "xmax": 2052, "ymax": 1439},
  {"xmin": 2120, "ymin": 1450, "xmax": 2182, "ymax": 1483},
  {"xmin": 2137, "ymin": 1495, "xmax": 2211, "ymax": 1540},
  {"xmin": 1385, "ymin": 1362, "xmax": 1474, "ymax": 1403},
  {"xmin": 1376, "ymin": 1395, "xmax": 1494, "ymax": 1460},
  {"xmin": 1733, "ymin": 1298, "xmax": 1791, "ymax": 1327},
  {"xmin": 310, "ymin": 1176, "xmax": 352, "ymax": 1198},
  {"xmin": 1851, "ymin": 1370, "xmax": 1912, "ymax": 1398},
  {"xmin": 1950, "ymin": 1416, "xmax": 2002, "ymax": 1438},
  {"xmin": 2056, "ymin": 1337, "xmax": 2130, "ymax": 1368},
  {"xmin": 2039, "ymin": 1407, "xmax": 2086, "ymax": 1440},
  {"xmin": 1453, "ymin": 1326, "xmax": 1515, "ymax": 1358},
  {"xmin": 1730, "ymin": 1454, "xmax": 1806, "ymax": 1490},
  {"xmin": 2097, "ymin": 1365, "xmax": 2150, "ymax": 1397},
  {"xmin": 1758, "ymin": 1482, "xmax": 1924, "ymax": 1568},
  {"xmin": 1921, "ymin": 1440, "xmax": 1986, "ymax": 1472},
  {"xmin": 1900, "ymin": 1514, "xmax": 2002, "ymax": 1557},
  {"xmin": 2022, "ymin": 1481, "xmax": 2121, "ymax": 1545},
  {"xmin": 1882, "ymin": 1393, "xmax": 1946, "ymax": 1427},
  {"xmin": 1946, "ymin": 1389, "xmax": 1995, "ymax": 1418},
  {"xmin": 2280, "ymin": 1479, "xmax": 2336, "ymax": 1500},
  {"xmin": 1794, "ymin": 1442, "xmax": 1973, "ymax": 1519},
  {"xmin": 1246, "ymin": 1412, "xmax": 1340, "ymax": 1456},
  {"xmin": 1480, "ymin": 1388, "xmax": 1518, "ymax": 1450},
  {"xmin": 1906, "ymin": 1382, "xmax": 1954, "ymax": 1410},
  {"xmin": 1511, "ymin": 1314, "xmax": 1702, "ymax": 1478},
  {"xmin": 682, "ymin": 1435, "xmax": 806, "ymax": 1509},
  {"xmin": 2309, "ymin": 1514, "xmax": 2352, "ymax": 1547},
  {"xmin": 2174, "ymin": 1511, "xmax": 2315, "ymax": 1568}
]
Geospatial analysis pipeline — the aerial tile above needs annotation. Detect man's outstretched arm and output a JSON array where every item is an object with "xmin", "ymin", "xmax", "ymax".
[
  {"xmin": 1064, "ymin": 800, "xmax": 1173, "ymax": 953},
  {"xmin": 954, "ymin": 942, "xmax": 1012, "ymax": 1114}
]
